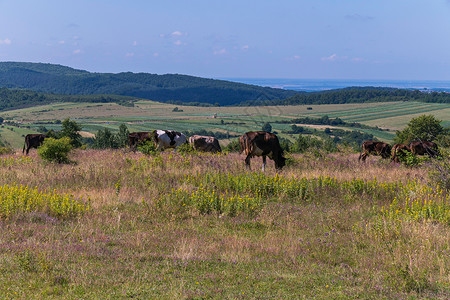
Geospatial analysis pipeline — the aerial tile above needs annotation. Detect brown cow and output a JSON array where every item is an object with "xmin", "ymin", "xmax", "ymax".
[
  {"xmin": 358, "ymin": 141, "xmax": 392, "ymax": 162},
  {"xmin": 189, "ymin": 135, "xmax": 222, "ymax": 153},
  {"xmin": 23, "ymin": 134, "xmax": 47, "ymax": 155},
  {"xmin": 128, "ymin": 132, "xmax": 151, "ymax": 151},
  {"xmin": 240, "ymin": 131, "xmax": 286, "ymax": 171},
  {"xmin": 391, "ymin": 143, "xmax": 410, "ymax": 163},
  {"xmin": 408, "ymin": 141, "xmax": 439, "ymax": 157}
]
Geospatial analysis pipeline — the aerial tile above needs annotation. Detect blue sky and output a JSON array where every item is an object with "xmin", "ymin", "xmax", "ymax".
[{"xmin": 1, "ymin": 0, "xmax": 450, "ymax": 80}]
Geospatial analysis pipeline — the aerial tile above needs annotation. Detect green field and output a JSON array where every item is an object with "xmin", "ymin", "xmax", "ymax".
[{"xmin": 1, "ymin": 100, "xmax": 449, "ymax": 148}]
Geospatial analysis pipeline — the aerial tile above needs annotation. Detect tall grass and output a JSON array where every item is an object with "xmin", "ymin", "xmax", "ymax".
[{"xmin": 0, "ymin": 149, "xmax": 448, "ymax": 298}]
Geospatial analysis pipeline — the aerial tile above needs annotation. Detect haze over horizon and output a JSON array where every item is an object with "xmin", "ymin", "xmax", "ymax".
[{"xmin": 1, "ymin": 0, "xmax": 450, "ymax": 81}]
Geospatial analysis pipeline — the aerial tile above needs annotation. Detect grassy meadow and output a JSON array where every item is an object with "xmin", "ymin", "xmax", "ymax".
[
  {"xmin": 0, "ymin": 148, "xmax": 449, "ymax": 298},
  {"xmin": 0, "ymin": 100, "xmax": 449, "ymax": 298}
]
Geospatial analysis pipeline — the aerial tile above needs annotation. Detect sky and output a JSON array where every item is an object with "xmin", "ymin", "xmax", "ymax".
[{"xmin": 1, "ymin": 0, "xmax": 450, "ymax": 80}]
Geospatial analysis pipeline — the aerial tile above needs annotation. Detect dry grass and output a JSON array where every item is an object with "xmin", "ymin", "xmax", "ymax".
[{"xmin": 0, "ymin": 149, "xmax": 448, "ymax": 298}]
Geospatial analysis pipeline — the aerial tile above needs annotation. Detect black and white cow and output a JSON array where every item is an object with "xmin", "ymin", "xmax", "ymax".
[{"xmin": 151, "ymin": 130, "xmax": 187, "ymax": 151}]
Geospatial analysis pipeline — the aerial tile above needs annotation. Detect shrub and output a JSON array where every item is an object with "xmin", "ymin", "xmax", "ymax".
[
  {"xmin": 38, "ymin": 137, "xmax": 73, "ymax": 164},
  {"xmin": 176, "ymin": 143, "xmax": 195, "ymax": 154},
  {"xmin": 137, "ymin": 141, "xmax": 157, "ymax": 155}
]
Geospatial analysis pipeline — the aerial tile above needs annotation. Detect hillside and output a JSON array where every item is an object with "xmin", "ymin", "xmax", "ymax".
[
  {"xmin": 242, "ymin": 86, "xmax": 450, "ymax": 105},
  {"xmin": 0, "ymin": 62, "xmax": 297, "ymax": 106}
]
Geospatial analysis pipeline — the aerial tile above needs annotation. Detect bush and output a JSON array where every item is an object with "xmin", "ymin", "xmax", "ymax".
[
  {"xmin": 37, "ymin": 137, "xmax": 73, "ymax": 164},
  {"xmin": 177, "ymin": 143, "xmax": 195, "ymax": 154},
  {"xmin": 137, "ymin": 141, "xmax": 157, "ymax": 155}
]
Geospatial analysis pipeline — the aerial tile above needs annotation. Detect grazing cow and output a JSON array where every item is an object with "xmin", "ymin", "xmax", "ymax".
[
  {"xmin": 240, "ymin": 131, "xmax": 286, "ymax": 171},
  {"xmin": 358, "ymin": 141, "xmax": 392, "ymax": 162},
  {"xmin": 151, "ymin": 130, "xmax": 187, "ymax": 151},
  {"xmin": 23, "ymin": 134, "xmax": 47, "ymax": 155},
  {"xmin": 391, "ymin": 143, "xmax": 410, "ymax": 163},
  {"xmin": 189, "ymin": 135, "xmax": 222, "ymax": 153},
  {"xmin": 128, "ymin": 132, "xmax": 151, "ymax": 151},
  {"xmin": 408, "ymin": 141, "xmax": 439, "ymax": 157}
]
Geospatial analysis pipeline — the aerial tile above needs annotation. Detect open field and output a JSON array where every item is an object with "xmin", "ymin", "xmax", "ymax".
[
  {"xmin": 1, "ymin": 100, "xmax": 449, "ymax": 148},
  {"xmin": 0, "ymin": 149, "xmax": 448, "ymax": 298}
]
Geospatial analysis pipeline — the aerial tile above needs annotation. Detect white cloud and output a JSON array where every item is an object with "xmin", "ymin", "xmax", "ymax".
[
  {"xmin": 171, "ymin": 31, "xmax": 183, "ymax": 37},
  {"xmin": 58, "ymin": 40, "xmax": 65, "ymax": 45},
  {"xmin": 173, "ymin": 40, "xmax": 183, "ymax": 46},
  {"xmin": 132, "ymin": 41, "xmax": 138, "ymax": 46},
  {"xmin": 322, "ymin": 54, "xmax": 338, "ymax": 61},
  {"xmin": 73, "ymin": 49, "xmax": 82, "ymax": 54},
  {"xmin": 213, "ymin": 49, "xmax": 227, "ymax": 55},
  {"xmin": 0, "ymin": 38, "xmax": 11, "ymax": 45},
  {"xmin": 126, "ymin": 52, "xmax": 134, "ymax": 57},
  {"xmin": 153, "ymin": 52, "xmax": 159, "ymax": 57},
  {"xmin": 352, "ymin": 57, "xmax": 364, "ymax": 62},
  {"xmin": 242, "ymin": 45, "xmax": 249, "ymax": 50}
]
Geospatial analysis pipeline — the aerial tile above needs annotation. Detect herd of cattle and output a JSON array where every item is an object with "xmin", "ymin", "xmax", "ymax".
[
  {"xmin": 359, "ymin": 140, "xmax": 440, "ymax": 163},
  {"xmin": 22, "ymin": 130, "xmax": 440, "ymax": 170}
]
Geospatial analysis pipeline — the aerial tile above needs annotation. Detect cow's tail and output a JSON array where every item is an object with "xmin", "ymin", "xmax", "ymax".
[{"xmin": 22, "ymin": 142, "xmax": 26, "ymax": 154}]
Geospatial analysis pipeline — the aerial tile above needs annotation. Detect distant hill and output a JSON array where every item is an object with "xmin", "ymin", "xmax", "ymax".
[
  {"xmin": 241, "ymin": 86, "xmax": 450, "ymax": 105},
  {"xmin": 0, "ymin": 62, "xmax": 298, "ymax": 106}
]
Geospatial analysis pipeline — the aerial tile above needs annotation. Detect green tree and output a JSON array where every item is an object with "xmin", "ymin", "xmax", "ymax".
[
  {"xmin": 60, "ymin": 118, "xmax": 82, "ymax": 147},
  {"xmin": 116, "ymin": 124, "xmax": 130, "ymax": 148},
  {"xmin": 395, "ymin": 115, "xmax": 444, "ymax": 144},
  {"xmin": 262, "ymin": 122, "xmax": 272, "ymax": 132},
  {"xmin": 93, "ymin": 128, "xmax": 118, "ymax": 149}
]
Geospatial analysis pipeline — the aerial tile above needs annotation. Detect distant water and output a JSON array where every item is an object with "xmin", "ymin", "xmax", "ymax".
[{"xmin": 221, "ymin": 78, "xmax": 450, "ymax": 93}]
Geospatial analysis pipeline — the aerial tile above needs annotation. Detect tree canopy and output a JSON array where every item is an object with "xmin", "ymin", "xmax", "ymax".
[{"xmin": 395, "ymin": 115, "xmax": 447, "ymax": 144}]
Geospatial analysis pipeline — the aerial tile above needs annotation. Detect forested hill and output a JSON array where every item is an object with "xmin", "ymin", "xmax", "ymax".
[
  {"xmin": 0, "ymin": 62, "xmax": 297, "ymax": 105},
  {"xmin": 241, "ymin": 86, "xmax": 450, "ymax": 105}
]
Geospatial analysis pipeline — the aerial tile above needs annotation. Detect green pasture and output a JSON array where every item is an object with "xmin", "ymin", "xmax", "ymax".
[
  {"xmin": 1, "ymin": 100, "xmax": 449, "ymax": 148},
  {"xmin": 0, "ymin": 125, "xmax": 37, "ymax": 149}
]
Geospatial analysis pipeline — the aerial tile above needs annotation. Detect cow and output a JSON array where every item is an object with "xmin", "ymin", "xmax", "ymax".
[
  {"xmin": 128, "ymin": 132, "xmax": 152, "ymax": 151},
  {"xmin": 358, "ymin": 141, "xmax": 392, "ymax": 162},
  {"xmin": 239, "ymin": 131, "xmax": 286, "ymax": 171},
  {"xmin": 189, "ymin": 135, "xmax": 222, "ymax": 153},
  {"xmin": 23, "ymin": 134, "xmax": 47, "ymax": 155},
  {"xmin": 408, "ymin": 141, "xmax": 439, "ymax": 157},
  {"xmin": 391, "ymin": 143, "xmax": 410, "ymax": 163},
  {"xmin": 151, "ymin": 130, "xmax": 187, "ymax": 151}
]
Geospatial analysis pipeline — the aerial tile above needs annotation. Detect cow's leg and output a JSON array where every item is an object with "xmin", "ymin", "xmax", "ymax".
[
  {"xmin": 26, "ymin": 145, "xmax": 31, "ymax": 155},
  {"xmin": 244, "ymin": 155, "xmax": 251, "ymax": 169},
  {"xmin": 262, "ymin": 156, "xmax": 267, "ymax": 172}
]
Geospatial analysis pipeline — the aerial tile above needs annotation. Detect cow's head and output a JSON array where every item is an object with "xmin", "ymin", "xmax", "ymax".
[{"xmin": 275, "ymin": 154, "xmax": 286, "ymax": 170}]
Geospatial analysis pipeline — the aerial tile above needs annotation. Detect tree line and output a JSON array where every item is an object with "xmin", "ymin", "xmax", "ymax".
[{"xmin": 241, "ymin": 87, "xmax": 450, "ymax": 106}]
